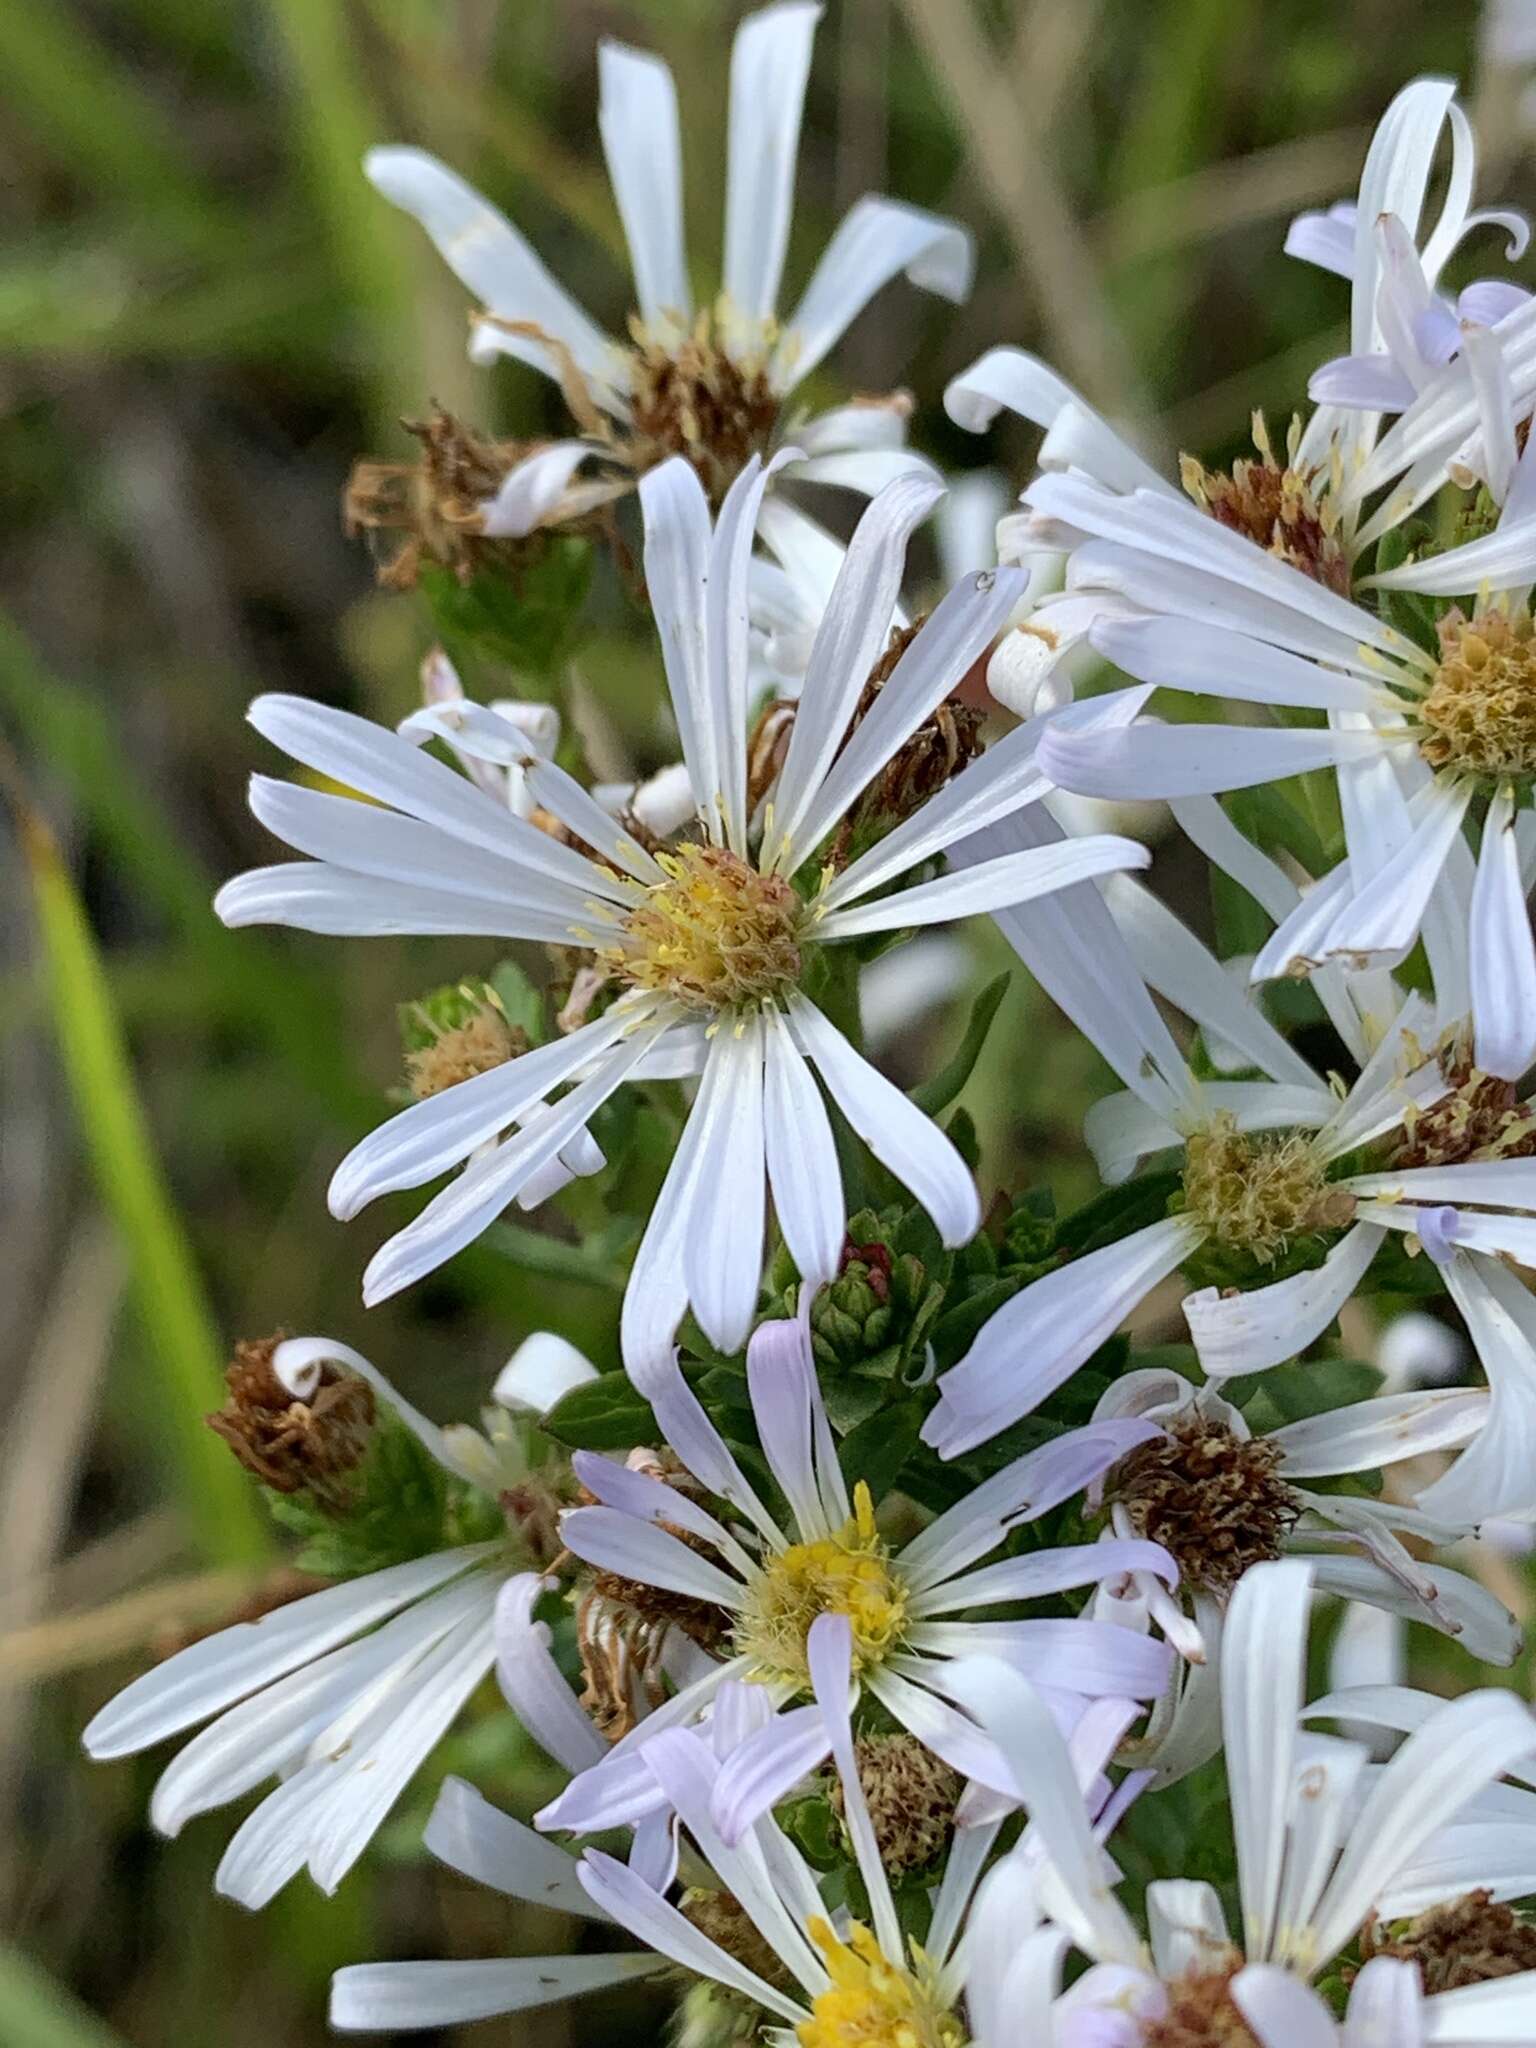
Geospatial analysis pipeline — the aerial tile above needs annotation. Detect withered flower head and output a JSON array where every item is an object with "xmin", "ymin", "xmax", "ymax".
[
  {"xmin": 1108, "ymin": 1413, "xmax": 1301, "ymax": 1596},
  {"xmin": 206, "ymin": 1334, "xmax": 376, "ymax": 1514},
  {"xmin": 1181, "ymin": 411, "xmax": 1349, "ymax": 596},
  {"xmin": 1362, "ymin": 1891, "xmax": 1536, "ymax": 1995}
]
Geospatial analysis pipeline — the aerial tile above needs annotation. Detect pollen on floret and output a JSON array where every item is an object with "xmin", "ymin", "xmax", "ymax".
[
  {"xmin": 1180, "ymin": 1112, "xmax": 1355, "ymax": 1265},
  {"xmin": 403, "ymin": 993, "xmax": 526, "ymax": 1099},
  {"xmin": 602, "ymin": 843, "xmax": 804, "ymax": 1013},
  {"xmin": 734, "ymin": 1483, "xmax": 907, "ymax": 1686},
  {"xmin": 796, "ymin": 1919, "xmax": 964, "ymax": 2048},
  {"xmin": 1417, "ymin": 606, "xmax": 1536, "ymax": 784},
  {"xmin": 1181, "ymin": 411, "xmax": 1349, "ymax": 594}
]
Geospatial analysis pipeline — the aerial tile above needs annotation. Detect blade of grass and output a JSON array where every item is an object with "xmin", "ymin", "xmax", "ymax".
[
  {"xmin": 0, "ymin": 1950, "xmax": 128, "ymax": 2048},
  {"xmin": 11, "ymin": 788, "xmax": 269, "ymax": 1566}
]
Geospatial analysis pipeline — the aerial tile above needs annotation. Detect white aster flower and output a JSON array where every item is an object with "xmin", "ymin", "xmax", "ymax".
[
  {"xmin": 947, "ymin": 79, "xmax": 1534, "ymax": 631},
  {"xmin": 331, "ymin": 1607, "xmax": 1086, "ymax": 2039},
  {"xmin": 539, "ymin": 1315, "xmax": 1177, "ymax": 1846},
  {"xmin": 365, "ymin": 3, "xmax": 968, "ymax": 521},
  {"xmin": 924, "ymin": 850, "xmax": 1536, "ymax": 1525},
  {"xmin": 81, "ymin": 1335, "xmax": 588, "ymax": 1908},
  {"xmin": 949, "ymin": 1557, "xmax": 1536, "ymax": 2047},
  {"xmin": 218, "ymin": 459, "xmax": 1149, "ymax": 1370},
  {"xmin": 1083, "ymin": 1366, "xmax": 1513, "ymax": 1784}
]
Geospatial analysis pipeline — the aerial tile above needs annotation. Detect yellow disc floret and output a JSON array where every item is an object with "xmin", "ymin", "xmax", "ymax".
[
  {"xmin": 797, "ymin": 1921, "xmax": 965, "ymax": 2048},
  {"xmin": 735, "ymin": 1484, "xmax": 907, "ymax": 1687},
  {"xmin": 603, "ymin": 843, "xmax": 804, "ymax": 1014},
  {"xmin": 1181, "ymin": 1112, "xmax": 1355, "ymax": 1266},
  {"xmin": 1419, "ymin": 607, "xmax": 1536, "ymax": 784}
]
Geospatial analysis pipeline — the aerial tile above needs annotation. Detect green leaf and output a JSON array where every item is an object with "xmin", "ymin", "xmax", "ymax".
[
  {"xmin": 821, "ymin": 1378, "xmax": 887, "ymax": 1434},
  {"xmin": 542, "ymin": 1370, "xmax": 657, "ymax": 1451},
  {"xmin": 1056, "ymin": 1170, "xmax": 1182, "ymax": 1256},
  {"xmin": 17, "ymin": 801, "xmax": 268, "ymax": 1566},
  {"xmin": 419, "ymin": 542, "xmax": 594, "ymax": 680},
  {"xmin": 838, "ymin": 1400, "xmax": 924, "ymax": 1498},
  {"xmin": 911, "ymin": 972, "xmax": 1010, "ymax": 1115}
]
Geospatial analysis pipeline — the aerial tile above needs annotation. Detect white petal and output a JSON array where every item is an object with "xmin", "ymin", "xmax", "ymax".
[
  {"xmin": 562, "ymin": 1506, "xmax": 747, "ymax": 1608},
  {"xmin": 1039, "ymin": 716, "xmax": 1397, "ymax": 804},
  {"xmin": 746, "ymin": 1316, "xmax": 846, "ymax": 1540},
  {"xmin": 1230, "ymin": 1967, "xmax": 1344, "ymax": 2048},
  {"xmin": 1148, "ymin": 1880, "xmax": 1231, "ymax": 1979},
  {"xmin": 708, "ymin": 451, "xmax": 799, "ymax": 850},
  {"xmin": 1222, "ymin": 1560, "xmax": 1313, "ymax": 1963},
  {"xmin": 328, "ymin": 1001, "xmax": 642, "ymax": 1219},
  {"xmin": 723, "ymin": 1, "xmax": 819, "ymax": 332},
  {"xmin": 817, "ymin": 835, "xmax": 1148, "ymax": 940},
  {"xmin": 1343, "ymin": 1957, "xmax": 1424, "ymax": 2048},
  {"xmin": 493, "ymin": 1576, "xmax": 608, "ymax": 1774},
  {"xmin": 479, "ymin": 442, "xmax": 593, "ymax": 537},
  {"xmin": 788, "ymin": 993, "xmax": 978, "ymax": 1246},
  {"xmin": 1470, "ymin": 786, "xmax": 1536, "ymax": 1080},
  {"xmin": 773, "ymin": 196, "xmax": 973, "ymax": 392},
  {"xmin": 1420, "ymin": 1971, "xmax": 1536, "ymax": 2040},
  {"xmin": 363, "ymin": 147, "xmax": 615, "ymax": 389},
  {"xmin": 679, "ymin": 1021, "xmax": 768, "ymax": 1355},
  {"xmin": 81, "ymin": 1550, "xmax": 484, "ymax": 1758},
  {"xmin": 1272, "ymin": 1388, "xmax": 1489, "ymax": 1475},
  {"xmin": 762, "ymin": 1008, "xmax": 843, "ymax": 1290},
  {"xmin": 214, "ymin": 861, "xmax": 607, "ymax": 944},
  {"xmin": 597, "ymin": 40, "xmax": 690, "ymax": 326},
  {"xmin": 1415, "ymin": 1250, "xmax": 1536, "ymax": 1526},
  {"xmin": 1092, "ymin": 615, "xmax": 1376, "ymax": 714},
  {"xmin": 1184, "ymin": 1224, "xmax": 1387, "ymax": 1380},
  {"xmin": 709, "ymin": 1703, "xmax": 831, "ymax": 1846},
  {"xmin": 808, "ymin": 1617, "xmax": 904, "ymax": 1957},
  {"xmin": 424, "ymin": 1775, "xmax": 605, "ymax": 1920},
  {"xmin": 493, "ymin": 1332, "xmax": 599, "ymax": 1416},
  {"xmin": 925, "ymin": 1217, "xmax": 1202, "ymax": 1457},
  {"xmin": 912, "ymin": 1538, "xmax": 1175, "ymax": 1617},
  {"xmin": 1367, "ymin": 512, "xmax": 1536, "ymax": 594},
  {"xmin": 942, "ymin": 347, "xmax": 1171, "ymax": 496},
  {"xmin": 638, "ymin": 456, "xmax": 716, "ymax": 805},
  {"xmin": 773, "ymin": 566, "xmax": 1028, "ymax": 872},
  {"xmin": 330, "ymin": 1954, "xmax": 664, "ymax": 2033},
  {"xmin": 767, "ymin": 471, "xmax": 944, "ymax": 868}
]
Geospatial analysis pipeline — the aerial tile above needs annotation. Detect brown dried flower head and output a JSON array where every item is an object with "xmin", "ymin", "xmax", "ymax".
[
  {"xmin": 1108, "ymin": 1412, "xmax": 1301, "ymax": 1596},
  {"xmin": 206, "ymin": 1334, "xmax": 375, "ymax": 1514},
  {"xmin": 1182, "ymin": 412, "xmax": 1349, "ymax": 595}
]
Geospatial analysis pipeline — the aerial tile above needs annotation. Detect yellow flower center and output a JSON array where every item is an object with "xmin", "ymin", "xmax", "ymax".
[
  {"xmin": 1181, "ymin": 1112, "xmax": 1355, "ymax": 1266},
  {"xmin": 735, "ymin": 1484, "xmax": 907, "ymax": 1686},
  {"xmin": 797, "ymin": 1921, "xmax": 965, "ymax": 2048},
  {"xmin": 603, "ymin": 843, "xmax": 804, "ymax": 1014},
  {"xmin": 1419, "ymin": 607, "xmax": 1536, "ymax": 783}
]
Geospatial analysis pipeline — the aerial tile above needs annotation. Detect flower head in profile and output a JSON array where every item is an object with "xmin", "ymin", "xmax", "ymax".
[
  {"xmin": 948, "ymin": 1557, "xmax": 1536, "ymax": 2046},
  {"xmin": 365, "ymin": 2, "xmax": 969, "ymax": 530},
  {"xmin": 537, "ymin": 1316, "xmax": 1177, "ymax": 1848},
  {"xmin": 80, "ymin": 1334, "xmax": 595, "ymax": 1907},
  {"xmin": 218, "ymin": 460, "xmax": 1149, "ymax": 1371}
]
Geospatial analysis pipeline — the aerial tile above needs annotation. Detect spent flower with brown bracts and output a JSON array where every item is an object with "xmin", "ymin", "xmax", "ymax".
[
  {"xmin": 207, "ymin": 1333, "xmax": 376, "ymax": 1513},
  {"xmin": 365, "ymin": 4, "xmax": 966, "ymax": 537}
]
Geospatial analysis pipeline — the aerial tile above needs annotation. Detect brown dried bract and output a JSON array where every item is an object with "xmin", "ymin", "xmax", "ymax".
[
  {"xmin": 1362, "ymin": 1890, "xmax": 1536, "ymax": 1995},
  {"xmin": 206, "ymin": 1334, "xmax": 375, "ymax": 1513},
  {"xmin": 1109, "ymin": 1414, "xmax": 1301, "ymax": 1596}
]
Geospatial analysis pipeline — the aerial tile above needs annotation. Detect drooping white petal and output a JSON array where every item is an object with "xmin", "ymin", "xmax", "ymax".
[
  {"xmin": 708, "ymin": 451, "xmax": 800, "ymax": 851},
  {"xmin": 639, "ymin": 452, "xmax": 717, "ymax": 813},
  {"xmin": 681, "ymin": 1018, "xmax": 768, "ymax": 1356},
  {"xmin": 772, "ymin": 196, "xmax": 973, "ymax": 394},
  {"xmin": 788, "ymin": 993, "xmax": 978, "ymax": 1246},
  {"xmin": 363, "ymin": 148, "xmax": 616, "ymax": 391},
  {"xmin": 722, "ymin": 2, "xmax": 820, "ymax": 336},
  {"xmin": 424, "ymin": 1776, "xmax": 607, "ymax": 1920},
  {"xmin": 1184, "ymin": 1223, "xmax": 1387, "ymax": 1380},
  {"xmin": 709, "ymin": 1704, "xmax": 832, "ymax": 1848},
  {"xmin": 1147, "ymin": 1880, "xmax": 1231, "ymax": 1980},
  {"xmin": 479, "ymin": 442, "xmax": 595, "ymax": 537},
  {"xmin": 1367, "ymin": 511, "xmax": 1536, "ymax": 594},
  {"xmin": 1415, "ymin": 1250, "xmax": 1536, "ymax": 1527},
  {"xmin": 493, "ymin": 1577, "xmax": 608, "ymax": 1775},
  {"xmin": 943, "ymin": 347, "xmax": 1171, "ymax": 496},
  {"xmin": 597, "ymin": 39, "xmax": 690, "ymax": 328},
  {"xmin": 1222, "ymin": 1560, "xmax": 1312, "ymax": 1964},
  {"xmin": 494, "ymin": 1332, "xmax": 599, "ymax": 1415}
]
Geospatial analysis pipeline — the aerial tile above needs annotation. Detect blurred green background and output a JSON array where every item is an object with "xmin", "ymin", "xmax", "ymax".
[{"xmin": 2, "ymin": 0, "xmax": 1530, "ymax": 2041}]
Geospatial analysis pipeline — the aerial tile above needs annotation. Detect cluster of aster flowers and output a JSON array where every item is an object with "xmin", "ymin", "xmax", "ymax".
[{"xmin": 83, "ymin": 13, "xmax": 1536, "ymax": 2046}]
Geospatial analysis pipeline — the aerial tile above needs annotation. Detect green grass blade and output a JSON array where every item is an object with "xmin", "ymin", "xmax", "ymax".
[
  {"xmin": 0, "ymin": 1949, "xmax": 130, "ymax": 2048},
  {"xmin": 16, "ymin": 799, "xmax": 269, "ymax": 1566}
]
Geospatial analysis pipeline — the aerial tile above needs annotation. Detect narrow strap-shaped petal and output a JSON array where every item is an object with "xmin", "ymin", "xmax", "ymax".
[
  {"xmin": 214, "ymin": 862, "xmax": 614, "ymax": 945},
  {"xmin": 1092, "ymin": 615, "xmax": 1378, "ymax": 714},
  {"xmin": 944, "ymin": 345, "xmax": 1172, "ymax": 496},
  {"xmin": 723, "ymin": 1, "xmax": 820, "ymax": 335},
  {"xmin": 640, "ymin": 457, "xmax": 716, "ymax": 815},
  {"xmin": 424, "ymin": 1775, "xmax": 605, "ymax": 1920},
  {"xmin": 597, "ymin": 39, "xmax": 690, "ymax": 326},
  {"xmin": 1222, "ymin": 1560, "xmax": 1313, "ymax": 1963},
  {"xmin": 709, "ymin": 1704, "xmax": 832, "ymax": 1848},
  {"xmin": 363, "ymin": 147, "xmax": 616, "ymax": 389},
  {"xmin": 815, "ymin": 834, "xmax": 1149, "ymax": 941},
  {"xmin": 1315, "ymin": 776, "xmax": 1473, "ymax": 968},
  {"xmin": 788, "ymin": 992, "xmax": 979, "ymax": 1246},
  {"xmin": 1039, "ymin": 713, "xmax": 1400, "ymax": 804},
  {"xmin": 1271, "ymin": 1388, "xmax": 1488, "ymax": 1476},
  {"xmin": 746, "ymin": 1315, "xmax": 847, "ymax": 1540},
  {"xmin": 493, "ymin": 1577, "xmax": 607, "ymax": 1774},
  {"xmin": 708, "ymin": 451, "xmax": 800, "ymax": 850},
  {"xmin": 762, "ymin": 1007, "xmax": 844, "ymax": 1292},
  {"xmin": 808, "ymin": 1616, "xmax": 904, "ymax": 1958},
  {"xmin": 911, "ymin": 1538, "xmax": 1176, "ymax": 1618},
  {"xmin": 679, "ymin": 1019, "xmax": 768, "ymax": 1356},
  {"xmin": 776, "ymin": 565, "xmax": 1028, "ymax": 871},
  {"xmin": 772, "ymin": 195, "xmax": 973, "ymax": 393},
  {"xmin": 1414, "ymin": 1249, "xmax": 1536, "ymax": 1527},
  {"xmin": 765, "ymin": 471, "xmax": 944, "ymax": 871},
  {"xmin": 331, "ymin": 1954, "xmax": 666, "ymax": 2033},
  {"xmin": 1229, "ymin": 1966, "xmax": 1346, "ymax": 2048},
  {"xmin": 1184, "ymin": 1223, "xmax": 1386, "ymax": 1380},
  {"xmin": 560, "ymin": 1506, "xmax": 747, "ymax": 1609},
  {"xmin": 1470, "ymin": 786, "xmax": 1536, "ymax": 1080}
]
